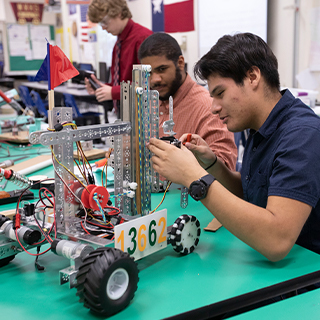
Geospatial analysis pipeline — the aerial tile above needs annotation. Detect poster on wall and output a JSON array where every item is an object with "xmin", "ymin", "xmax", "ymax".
[
  {"xmin": 151, "ymin": 0, "xmax": 194, "ymax": 33},
  {"xmin": 7, "ymin": 24, "xmax": 31, "ymax": 58},
  {"xmin": 10, "ymin": 2, "xmax": 44, "ymax": 24},
  {"xmin": 30, "ymin": 25, "xmax": 50, "ymax": 59},
  {"xmin": 79, "ymin": 4, "xmax": 96, "ymax": 43}
]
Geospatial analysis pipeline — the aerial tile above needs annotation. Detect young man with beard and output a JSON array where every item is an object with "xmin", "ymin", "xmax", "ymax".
[
  {"xmin": 148, "ymin": 33, "xmax": 320, "ymax": 261},
  {"xmin": 138, "ymin": 33, "xmax": 237, "ymax": 170}
]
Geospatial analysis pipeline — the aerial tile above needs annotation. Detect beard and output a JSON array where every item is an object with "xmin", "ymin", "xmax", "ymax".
[{"xmin": 158, "ymin": 67, "xmax": 182, "ymax": 101}]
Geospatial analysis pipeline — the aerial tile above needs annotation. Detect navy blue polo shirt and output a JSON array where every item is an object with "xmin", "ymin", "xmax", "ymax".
[{"xmin": 241, "ymin": 89, "xmax": 320, "ymax": 254}]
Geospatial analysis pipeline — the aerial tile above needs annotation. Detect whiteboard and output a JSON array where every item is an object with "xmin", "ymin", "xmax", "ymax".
[{"xmin": 198, "ymin": 0, "xmax": 268, "ymax": 58}]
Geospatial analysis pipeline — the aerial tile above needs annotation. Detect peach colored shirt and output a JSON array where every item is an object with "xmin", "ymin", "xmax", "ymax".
[{"xmin": 159, "ymin": 74, "xmax": 237, "ymax": 170}]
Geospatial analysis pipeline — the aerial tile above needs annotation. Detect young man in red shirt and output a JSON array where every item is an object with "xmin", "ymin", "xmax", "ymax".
[{"xmin": 85, "ymin": 0, "xmax": 152, "ymax": 117}]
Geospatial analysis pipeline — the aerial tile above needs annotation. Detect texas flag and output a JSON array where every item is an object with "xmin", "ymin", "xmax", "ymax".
[
  {"xmin": 34, "ymin": 43, "xmax": 79, "ymax": 90},
  {"xmin": 152, "ymin": 0, "xmax": 194, "ymax": 33}
]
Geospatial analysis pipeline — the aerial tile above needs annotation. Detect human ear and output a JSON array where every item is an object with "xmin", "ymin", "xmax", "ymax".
[
  {"xmin": 247, "ymin": 66, "xmax": 261, "ymax": 88},
  {"xmin": 177, "ymin": 55, "xmax": 185, "ymax": 72}
]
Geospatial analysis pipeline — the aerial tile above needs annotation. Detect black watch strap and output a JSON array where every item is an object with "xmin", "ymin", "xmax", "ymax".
[{"xmin": 200, "ymin": 174, "xmax": 215, "ymax": 187}]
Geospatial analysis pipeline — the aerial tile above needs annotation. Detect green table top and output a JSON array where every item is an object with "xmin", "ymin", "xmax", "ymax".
[
  {"xmin": 1, "ymin": 188, "xmax": 320, "ymax": 320},
  {"xmin": 230, "ymin": 288, "xmax": 320, "ymax": 319},
  {"xmin": 1, "ymin": 143, "xmax": 320, "ymax": 319}
]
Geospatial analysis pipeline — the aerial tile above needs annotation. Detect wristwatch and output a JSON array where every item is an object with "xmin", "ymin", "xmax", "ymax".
[{"xmin": 188, "ymin": 174, "xmax": 215, "ymax": 201}]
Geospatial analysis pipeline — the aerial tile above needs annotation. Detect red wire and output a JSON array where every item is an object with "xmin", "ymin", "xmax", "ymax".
[
  {"xmin": 37, "ymin": 187, "xmax": 57, "ymax": 238},
  {"xmin": 80, "ymin": 221, "xmax": 90, "ymax": 234},
  {"xmin": 14, "ymin": 181, "xmax": 57, "ymax": 256},
  {"xmin": 105, "ymin": 205, "xmax": 120, "ymax": 215},
  {"xmin": 14, "ymin": 228, "xmax": 51, "ymax": 256},
  {"xmin": 39, "ymin": 188, "xmax": 54, "ymax": 207}
]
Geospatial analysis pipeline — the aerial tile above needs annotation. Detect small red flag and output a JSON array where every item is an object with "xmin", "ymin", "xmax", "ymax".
[
  {"xmin": 49, "ymin": 45, "xmax": 79, "ymax": 89},
  {"xmin": 34, "ymin": 44, "xmax": 79, "ymax": 90}
]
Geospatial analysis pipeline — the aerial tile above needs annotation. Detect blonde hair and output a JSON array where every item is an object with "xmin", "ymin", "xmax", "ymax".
[{"xmin": 88, "ymin": 0, "xmax": 132, "ymax": 23}]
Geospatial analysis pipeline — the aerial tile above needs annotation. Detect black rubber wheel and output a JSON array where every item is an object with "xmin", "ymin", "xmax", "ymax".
[
  {"xmin": 76, "ymin": 247, "xmax": 139, "ymax": 317},
  {"xmin": 0, "ymin": 255, "xmax": 15, "ymax": 268},
  {"xmin": 170, "ymin": 215, "xmax": 201, "ymax": 255}
]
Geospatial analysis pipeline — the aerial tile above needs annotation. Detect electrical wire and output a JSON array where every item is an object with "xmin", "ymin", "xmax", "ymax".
[
  {"xmin": 149, "ymin": 181, "xmax": 172, "ymax": 214},
  {"xmin": 50, "ymin": 145, "xmax": 89, "ymax": 192},
  {"xmin": 13, "ymin": 178, "xmax": 56, "ymax": 256}
]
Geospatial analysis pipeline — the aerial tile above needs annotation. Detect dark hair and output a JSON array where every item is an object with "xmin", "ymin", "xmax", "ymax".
[
  {"xmin": 138, "ymin": 33, "xmax": 182, "ymax": 63},
  {"xmin": 194, "ymin": 33, "xmax": 280, "ymax": 90}
]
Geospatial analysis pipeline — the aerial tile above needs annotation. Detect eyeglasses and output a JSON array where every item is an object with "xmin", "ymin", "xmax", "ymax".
[{"xmin": 99, "ymin": 14, "xmax": 111, "ymax": 27}]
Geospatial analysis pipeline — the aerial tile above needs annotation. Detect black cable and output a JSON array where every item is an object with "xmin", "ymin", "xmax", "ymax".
[{"xmin": 35, "ymin": 246, "xmax": 45, "ymax": 271}]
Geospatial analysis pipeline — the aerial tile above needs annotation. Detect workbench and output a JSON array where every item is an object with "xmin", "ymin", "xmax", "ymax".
[{"xmin": 1, "ymin": 145, "xmax": 320, "ymax": 320}]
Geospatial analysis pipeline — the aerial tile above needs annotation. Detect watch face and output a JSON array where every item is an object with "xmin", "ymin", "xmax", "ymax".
[
  {"xmin": 188, "ymin": 174, "xmax": 215, "ymax": 201},
  {"xmin": 189, "ymin": 181, "xmax": 206, "ymax": 201}
]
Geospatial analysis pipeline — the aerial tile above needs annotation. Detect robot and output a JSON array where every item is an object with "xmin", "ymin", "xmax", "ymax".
[{"xmin": 0, "ymin": 65, "xmax": 201, "ymax": 317}]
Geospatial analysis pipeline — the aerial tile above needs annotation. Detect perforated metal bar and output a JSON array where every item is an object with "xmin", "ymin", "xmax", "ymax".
[
  {"xmin": 48, "ymin": 107, "xmax": 76, "ymax": 233},
  {"xmin": 180, "ymin": 186, "xmax": 189, "ymax": 209},
  {"xmin": 142, "ymin": 71, "xmax": 151, "ymax": 214},
  {"xmin": 150, "ymin": 90, "xmax": 160, "ymax": 192},
  {"xmin": 131, "ymin": 65, "xmax": 157, "ymax": 215},
  {"xmin": 113, "ymin": 134, "xmax": 124, "ymax": 213},
  {"xmin": 29, "ymin": 122, "xmax": 131, "ymax": 145},
  {"xmin": 30, "ymin": 111, "xmax": 132, "ymax": 224}
]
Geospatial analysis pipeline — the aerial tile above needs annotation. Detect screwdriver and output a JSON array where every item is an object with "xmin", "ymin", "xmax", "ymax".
[
  {"xmin": 92, "ymin": 158, "xmax": 108, "ymax": 168},
  {"xmin": 183, "ymin": 133, "xmax": 192, "ymax": 145},
  {"xmin": 0, "ymin": 156, "xmax": 27, "ymax": 169}
]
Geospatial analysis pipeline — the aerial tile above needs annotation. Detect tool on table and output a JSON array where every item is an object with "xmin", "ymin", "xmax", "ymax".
[
  {"xmin": 0, "ymin": 167, "xmax": 32, "ymax": 188},
  {"xmin": 0, "ymin": 179, "xmax": 8, "ymax": 189},
  {"xmin": 0, "ymin": 89, "xmax": 34, "ymax": 117},
  {"xmin": 0, "ymin": 188, "xmax": 34, "ymax": 205},
  {"xmin": 0, "ymin": 156, "xmax": 27, "ymax": 169}
]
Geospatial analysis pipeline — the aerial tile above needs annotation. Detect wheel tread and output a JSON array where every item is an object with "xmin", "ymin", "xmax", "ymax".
[{"xmin": 76, "ymin": 247, "xmax": 139, "ymax": 317}]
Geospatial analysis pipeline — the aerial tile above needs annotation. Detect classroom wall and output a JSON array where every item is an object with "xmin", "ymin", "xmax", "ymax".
[
  {"xmin": 129, "ymin": 0, "xmax": 320, "ymax": 101},
  {"xmin": 268, "ymin": 0, "xmax": 320, "ymax": 101},
  {"xmin": 1, "ymin": 0, "xmax": 56, "ymax": 75},
  {"xmin": 128, "ymin": 0, "xmax": 199, "ymax": 75},
  {"xmin": 0, "ymin": 1, "xmax": 6, "ymax": 21},
  {"xmin": 268, "ymin": 0, "xmax": 296, "ymax": 88},
  {"xmin": 0, "ymin": 0, "xmax": 319, "ymax": 100}
]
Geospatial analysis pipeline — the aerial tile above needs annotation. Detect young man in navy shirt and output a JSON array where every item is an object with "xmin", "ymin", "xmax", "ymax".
[{"xmin": 148, "ymin": 32, "xmax": 320, "ymax": 261}]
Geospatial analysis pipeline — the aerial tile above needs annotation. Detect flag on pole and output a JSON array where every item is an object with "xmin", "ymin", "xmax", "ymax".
[
  {"xmin": 34, "ymin": 43, "xmax": 79, "ymax": 90},
  {"xmin": 151, "ymin": 0, "xmax": 194, "ymax": 33}
]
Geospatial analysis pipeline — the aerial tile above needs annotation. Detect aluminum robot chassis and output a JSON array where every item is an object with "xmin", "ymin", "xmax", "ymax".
[{"xmin": 0, "ymin": 66, "xmax": 201, "ymax": 317}]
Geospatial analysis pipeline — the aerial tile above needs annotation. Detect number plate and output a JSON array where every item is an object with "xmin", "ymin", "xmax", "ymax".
[{"xmin": 114, "ymin": 209, "xmax": 167, "ymax": 260}]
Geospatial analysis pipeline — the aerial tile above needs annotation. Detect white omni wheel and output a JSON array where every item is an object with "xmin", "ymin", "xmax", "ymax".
[{"xmin": 170, "ymin": 215, "xmax": 201, "ymax": 255}]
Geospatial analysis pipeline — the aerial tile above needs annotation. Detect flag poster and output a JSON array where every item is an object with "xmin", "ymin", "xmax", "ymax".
[
  {"xmin": 151, "ymin": 0, "xmax": 194, "ymax": 33},
  {"xmin": 80, "ymin": 5, "xmax": 97, "ymax": 42}
]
